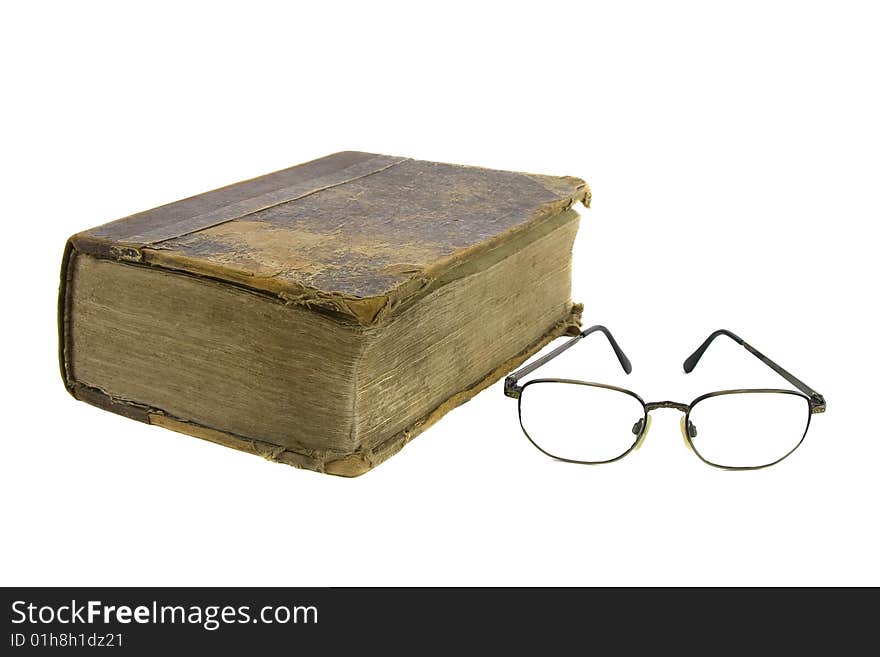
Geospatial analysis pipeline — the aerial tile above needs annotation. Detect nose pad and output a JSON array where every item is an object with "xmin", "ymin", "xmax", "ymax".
[
  {"xmin": 679, "ymin": 416, "xmax": 695, "ymax": 452},
  {"xmin": 632, "ymin": 415, "xmax": 651, "ymax": 451}
]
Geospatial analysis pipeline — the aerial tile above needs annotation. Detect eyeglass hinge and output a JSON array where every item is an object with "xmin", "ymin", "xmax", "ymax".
[
  {"xmin": 504, "ymin": 376, "xmax": 522, "ymax": 399},
  {"xmin": 809, "ymin": 393, "xmax": 826, "ymax": 414}
]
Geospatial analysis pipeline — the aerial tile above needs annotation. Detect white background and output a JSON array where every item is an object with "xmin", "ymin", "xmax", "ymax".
[{"xmin": 1, "ymin": 1, "xmax": 877, "ymax": 586}]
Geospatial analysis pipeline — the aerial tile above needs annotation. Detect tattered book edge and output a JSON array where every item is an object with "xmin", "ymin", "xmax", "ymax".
[{"xmin": 64, "ymin": 303, "xmax": 583, "ymax": 477}]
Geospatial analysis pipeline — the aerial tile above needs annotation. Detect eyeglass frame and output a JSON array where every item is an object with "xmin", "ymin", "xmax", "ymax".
[{"xmin": 503, "ymin": 326, "xmax": 826, "ymax": 470}]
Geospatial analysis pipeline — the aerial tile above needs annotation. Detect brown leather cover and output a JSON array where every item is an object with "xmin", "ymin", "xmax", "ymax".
[{"xmin": 67, "ymin": 151, "xmax": 589, "ymax": 325}]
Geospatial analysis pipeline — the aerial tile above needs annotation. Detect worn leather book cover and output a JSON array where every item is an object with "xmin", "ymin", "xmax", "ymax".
[{"xmin": 59, "ymin": 152, "xmax": 590, "ymax": 475}]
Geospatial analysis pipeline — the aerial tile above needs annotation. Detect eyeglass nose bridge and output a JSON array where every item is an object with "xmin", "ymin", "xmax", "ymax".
[
  {"xmin": 644, "ymin": 400, "xmax": 690, "ymax": 413},
  {"xmin": 636, "ymin": 401, "xmax": 699, "ymax": 449}
]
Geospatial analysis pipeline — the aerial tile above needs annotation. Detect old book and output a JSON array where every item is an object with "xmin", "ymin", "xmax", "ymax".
[{"xmin": 59, "ymin": 151, "xmax": 589, "ymax": 476}]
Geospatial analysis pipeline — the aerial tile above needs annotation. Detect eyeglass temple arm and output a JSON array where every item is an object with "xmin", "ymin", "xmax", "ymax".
[
  {"xmin": 683, "ymin": 329, "xmax": 826, "ymax": 412},
  {"xmin": 504, "ymin": 325, "xmax": 632, "ymax": 398}
]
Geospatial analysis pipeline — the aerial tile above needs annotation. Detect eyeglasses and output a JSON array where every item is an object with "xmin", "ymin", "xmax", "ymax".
[{"xmin": 503, "ymin": 327, "xmax": 826, "ymax": 469}]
